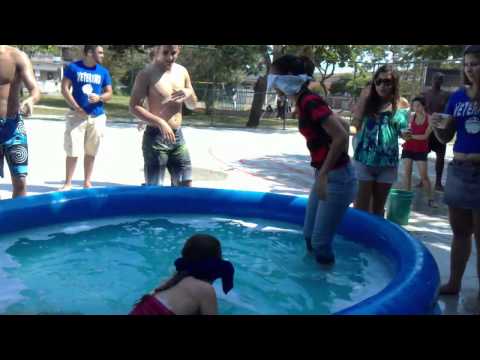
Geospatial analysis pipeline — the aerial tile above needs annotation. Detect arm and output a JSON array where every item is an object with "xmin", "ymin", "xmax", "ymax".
[
  {"xmin": 18, "ymin": 51, "xmax": 41, "ymax": 116},
  {"xmin": 411, "ymin": 124, "xmax": 433, "ymax": 141},
  {"xmin": 183, "ymin": 69, "xmax": 197, "ymax": 110},
  {"xmin": 170, "ymin": 68, "xmax": 198, "ymax": 109},
  {"xmin": 351, "ymin": 87, "xmax": 370, "ymax": 130},
  {"xmin": 199, "ymin": 285, "xmax": 218, "ymax": 315},
  {"xmin": 90, "ymin": 71, "xmax": 113, "ymax": 104},
  {"xmin": 129, "ymin": 70, "xmax": 175, "ymax": 143},
  {"xmin": 319, "ymin": 113, "xmax": 349, "ymax": 177},
  {"xmin": 431, "ymin": 115, "xmax": 456, "ymax": 144},
  {"xmin": 430, "ymin": 93, "xmax": 456, "ymax": 144},
  {"xmin": 61, "ymin": 77, "xmax": 85, "ymax": 115}
]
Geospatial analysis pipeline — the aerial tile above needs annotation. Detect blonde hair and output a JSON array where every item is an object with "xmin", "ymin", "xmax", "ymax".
[{"xmin": 398, "ymin": 97, "xmax": 410, "ymax": 109}]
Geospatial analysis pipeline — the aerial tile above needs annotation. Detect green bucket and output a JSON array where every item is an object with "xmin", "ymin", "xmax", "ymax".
[{"xmin": 386, "ymin": 189, "xmax": 414, "ymax": 226}]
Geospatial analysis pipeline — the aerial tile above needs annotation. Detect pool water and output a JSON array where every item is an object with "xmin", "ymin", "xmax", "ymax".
[{"xmin": 0, "ymin": 215, "xmax": 394, "ymax": 315}]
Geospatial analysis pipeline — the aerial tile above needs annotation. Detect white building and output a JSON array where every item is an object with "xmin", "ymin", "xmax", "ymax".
[{"xmin": 31, "ymin": 54, "xmax": 65, "ymax": 94}]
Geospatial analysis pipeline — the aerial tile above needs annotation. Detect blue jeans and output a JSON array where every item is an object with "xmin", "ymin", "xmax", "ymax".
[{"xmin": 304, "ymin": 162, "xmax": 357, "ymax": 263}]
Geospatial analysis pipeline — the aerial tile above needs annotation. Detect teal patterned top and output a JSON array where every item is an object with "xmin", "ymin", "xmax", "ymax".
[{"xmin": 354, "ymin": 109, "xmax": 409, "ymax": 167}]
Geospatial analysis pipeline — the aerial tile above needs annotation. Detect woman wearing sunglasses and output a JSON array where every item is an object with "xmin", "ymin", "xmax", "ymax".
[
  {"xmin": 352, "ymin": 65, "xmax": 410, "ymax": 216},
  {"xmin": 268, "ymin": 55, "xmax": 357, "ymax": 265}
]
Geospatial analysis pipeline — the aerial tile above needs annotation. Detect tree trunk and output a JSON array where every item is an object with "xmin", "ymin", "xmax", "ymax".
[
  {"xmin": 246, "ymin": 75, "xmax": 267, "ymax": 128},
  {"xmin": 205, "ymin": 83, "xmax": 215, "ymax": 115},
  {"xmin": 319, "ymin": 81, "xmax": 328, "ymax": 97}
]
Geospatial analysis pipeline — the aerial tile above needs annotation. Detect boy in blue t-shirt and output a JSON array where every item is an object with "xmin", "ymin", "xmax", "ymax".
[{"xmin": 60, "ymin": 45, "xmax": 112, "ymax": 191}]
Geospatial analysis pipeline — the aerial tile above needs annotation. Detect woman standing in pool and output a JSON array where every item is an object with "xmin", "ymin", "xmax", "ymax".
[
  {"xmin": 352, "ymin": 65, "xmax": 410, "ymax": 217},
  {"xmin": 431, "ymin": 45, "xmax": 480, "ymax": 296},
  {"xmin": 130, "ymin": 234, "xmax": 234, "ymax": 315},
  {"xmin": 268, "ymin": 55, "xmax": 357, "ymax": 265}
]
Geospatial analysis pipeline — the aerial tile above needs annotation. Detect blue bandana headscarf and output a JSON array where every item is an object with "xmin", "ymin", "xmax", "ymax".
[{"xmin": 174, "ymin": 257, "xmax": 235, "ymax": 294}]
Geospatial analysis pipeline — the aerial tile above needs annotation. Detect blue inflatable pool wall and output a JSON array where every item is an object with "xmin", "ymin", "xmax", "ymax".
[{"xmin": 0, "ymin": 186, "xmax": 440, "ymax": 315}]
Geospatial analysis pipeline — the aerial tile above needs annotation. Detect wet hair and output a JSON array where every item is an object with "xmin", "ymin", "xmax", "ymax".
[
  {"xmin": 411, "ymin": 96, "xmax": 426, "ymax": 108},
  {"xmin": 362, "ymin": 64, "xmax": 400, "ymax": 118},
  {"xmin": 463, "ymin": 45, "xmax": 480, "ymax": 86},
  {"xmin": 83, "ymin": 45, "xmax": 101, "ymax": 55},
  {"xmin": 152, "ymin": 234, "xmax": 222, "ymax": 294}
]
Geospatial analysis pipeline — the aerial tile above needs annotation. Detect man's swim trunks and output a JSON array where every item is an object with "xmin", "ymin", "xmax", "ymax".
[{"xmin": 0, "ymin": 114, "xmax": 28, "ymax": 178}]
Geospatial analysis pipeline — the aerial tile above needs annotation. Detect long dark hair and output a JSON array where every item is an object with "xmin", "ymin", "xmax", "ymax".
[
  {"xmin": 151, "ymin": 234, "xmax": 222, "ymax": 295},
  {"xmin": 362, "ymin": 64, "xmax": 400, "ymax": 118}
]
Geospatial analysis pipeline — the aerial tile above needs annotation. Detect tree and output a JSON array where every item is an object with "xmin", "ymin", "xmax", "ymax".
[
  {"xmin": 246, "ymin": 45, "xmax": 287, "ymax": 128},
  {"xmin": 15, "ymin": 45, "xmax": 61, "ymax": 56},
  {"xmin": 285, "ymin": 45, "xmax": 363, "ymax": 95},
  {"xmin": 329, "ymin": 74, "xmax": 353, "ymax": 95}
]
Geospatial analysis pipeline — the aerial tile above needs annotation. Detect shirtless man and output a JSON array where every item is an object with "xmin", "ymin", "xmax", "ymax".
[
  {"xmin": 130, "ymin": 45, "xmax": 197, "ymax": 187},
  {"xmin": 418, "ymin": 72, "xmax": 451, "ymax": 191},
  {"xmin": 0, "ymin": 46, "xmax": 41, "ymax": 198}
]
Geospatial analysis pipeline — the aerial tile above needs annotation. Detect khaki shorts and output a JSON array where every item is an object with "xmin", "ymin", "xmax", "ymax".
[{"xmin": 64, "ymin": 110, "xmax": 107, "ymax": 157}]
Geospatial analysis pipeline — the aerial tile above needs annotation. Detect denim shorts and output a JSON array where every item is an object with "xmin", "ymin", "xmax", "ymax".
[
  {"xmin": 353, "ymin": 160, "xmax": 398, "ymax": 184},
  {"xmin": 444, "ymin": 160, "xmax": 480, "ymax": 210}
]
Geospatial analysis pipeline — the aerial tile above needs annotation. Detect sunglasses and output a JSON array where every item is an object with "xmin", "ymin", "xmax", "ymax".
[{"xmin": 375, "ymin": 79, "xmax": 393, "ymax": 87}]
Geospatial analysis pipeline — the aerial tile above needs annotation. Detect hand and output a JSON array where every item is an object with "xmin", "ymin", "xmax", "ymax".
[
  {"xmin": 88, "ymin": 94, "xmax": 101, "ymax": 104},
  {"xmin": 159, "ymin": 122, "xmax": 176, "ymax": 144},
  {"xmin": 430, "ymin": 113, "xmax": 451, "ymax": 129},
  {"xmin": 170, "ymin": 88, "xmax": 193, "ymax": 104},
  {"xmin": 20, "ymin": 97, "xmax": 34, "ymax": 117},
  {"xmin": 401, "ymin": 128, "xmax": 413, "ymax": 140},
  {"xmin": 75, "ymin": 107, "xmax": 88, "ymax": 118},
  {"xmin": 316, "ymin": 172, "xmax": 328, "ymax": 200}
]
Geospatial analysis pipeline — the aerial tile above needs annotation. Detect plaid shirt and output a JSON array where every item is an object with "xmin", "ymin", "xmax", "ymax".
[{"xmin": 296, "ymin": 91, "xmax": 349, "ymax": 170}]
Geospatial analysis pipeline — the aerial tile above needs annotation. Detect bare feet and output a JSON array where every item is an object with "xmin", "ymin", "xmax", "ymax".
[
  {"xmin": 435, "ymin": 184, "xmax": 444, "ymax": 192},
  {"xmin": 59, "ymin": 184, "xmax": 73, "ymax": 192},
  {"xmin": 439, "ymin": 283, "xmax": 461, "ymax": 295},
  {"xmin": 428, "ymin": 199, "xmax": 439, "ymax": 208},
  {"xmin": 83, "ymin": 181, "xmax": 92, "ymax": 189}
]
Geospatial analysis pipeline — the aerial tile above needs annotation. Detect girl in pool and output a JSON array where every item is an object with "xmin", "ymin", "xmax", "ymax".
[
  {"xmin": 130, "ymin": 234, "xmax": 234, "ymax": 315},
  {"xmin": 268, "ymin": 55, "xmax": 357, "ymax": 265}
]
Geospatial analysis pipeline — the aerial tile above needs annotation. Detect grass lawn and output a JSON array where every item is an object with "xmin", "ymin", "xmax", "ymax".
[{"xmin": 37, "ymin": 95, "xmax": 300, "ymax": 130}]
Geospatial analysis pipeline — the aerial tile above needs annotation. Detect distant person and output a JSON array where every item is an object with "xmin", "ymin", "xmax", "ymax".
[
  {"xmin": 430, "ymin": 45, "xmax": 480, "ymax": 296},
  {"xmin": 401, "ymin": 96, "xmax": 437, "ymax": 207},
  {"xmin": 268, "ymin": 54, "xmax": 356, "ymax": 265},
  {"xmin": 352, "ymin": 65, "xmax": 410, "ymax": 217},
  {"xmin": 130, "ymin": 45, "xmax": 197, "ymax": 187},
  {"xmin": 276, "ymin": 94, "xmax": 286, "ymax": 120},
  {"xmin": 130, "ymin": 234, "xmax": 234, "ymax": 315},
  {"xmin": 60, "ymin": 45, "xmax": 113, "ymax": 190},
  {"xmin": 419, "ymin": 72, "xmax": 451, "ymax": 191},
  {"xmin": 0, "ymin": 45, "xmax": 41, "ymax": 198}
]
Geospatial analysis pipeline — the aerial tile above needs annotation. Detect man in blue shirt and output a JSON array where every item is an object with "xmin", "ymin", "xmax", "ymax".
[{"xmin": 60, "ymin": 45, "xmax": 112, "ymax": 190}]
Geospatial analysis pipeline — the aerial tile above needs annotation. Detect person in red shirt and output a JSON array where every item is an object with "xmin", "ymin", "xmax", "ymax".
[
  {"xmin": 130, "ymin": 234, "xmax": 234, "ymax": 315},
  {"xmin": 401, "ymin": 96, "xmax": 436, "ymax": 207},
  {"xmin": 268, "ymin": 55, "xmax": 357, "ymax": 265}
]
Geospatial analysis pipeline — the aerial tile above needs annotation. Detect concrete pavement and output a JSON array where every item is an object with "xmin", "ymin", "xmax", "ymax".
[{"xmin": 0, "ymin": 116, "xmax": 478, "ymax": 315}]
